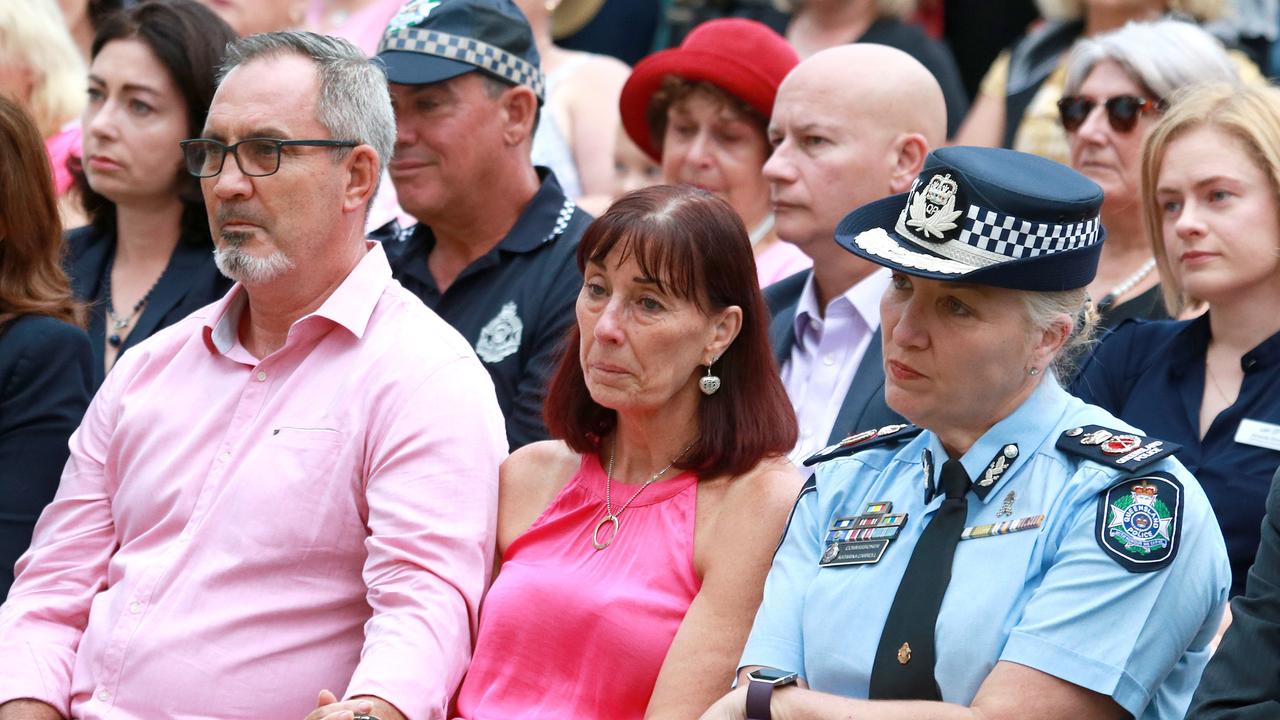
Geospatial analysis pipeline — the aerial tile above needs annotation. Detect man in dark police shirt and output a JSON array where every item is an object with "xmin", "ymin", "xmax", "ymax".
[{"xmin": 374, "ymin": 0, "xmax": 591, "ymax": 449}]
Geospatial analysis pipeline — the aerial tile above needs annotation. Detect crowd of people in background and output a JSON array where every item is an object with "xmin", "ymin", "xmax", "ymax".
[{"xmin": 3, "ymin": 0, "xmax": 1280, "ymax": 718}]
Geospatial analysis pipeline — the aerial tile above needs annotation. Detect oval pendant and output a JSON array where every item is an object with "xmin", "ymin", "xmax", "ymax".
[{"xmin": 592, "ymin": 514, "xmax": 619, "ymax": 550}]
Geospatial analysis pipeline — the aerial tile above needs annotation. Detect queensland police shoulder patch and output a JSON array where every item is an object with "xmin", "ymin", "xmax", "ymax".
[
  {"xmin": 803, "ymin": 424, "xmax": 921, "ymax": 467},
  {"xmin": 1095, "ymin": 471, "xmax": 1183, "ymax": 573}
]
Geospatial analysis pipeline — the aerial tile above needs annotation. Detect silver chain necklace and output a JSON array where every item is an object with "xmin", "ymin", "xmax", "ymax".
[{"xmin": 591, "ymin": 439, "xmax": 695, "ymax": 550}]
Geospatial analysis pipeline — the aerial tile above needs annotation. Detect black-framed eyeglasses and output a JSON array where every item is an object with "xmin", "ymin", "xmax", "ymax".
[
  {"xmin": 179, "ymin": 137, "xmax": 359, "ymax": 178},
  {"xmin": 1057, "ymin": 94, "xmax": 1165, "ymax": 134}
]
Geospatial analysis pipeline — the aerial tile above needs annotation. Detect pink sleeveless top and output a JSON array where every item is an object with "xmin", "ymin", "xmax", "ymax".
[{"xmin": 454, "ymin": 453, "xmax": 702, "ymax": 720}]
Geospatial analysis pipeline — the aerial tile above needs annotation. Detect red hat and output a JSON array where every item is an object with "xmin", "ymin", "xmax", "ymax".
[{"xmin": 620, "ymin": 18, "xmax": 799, "ymax": 162}]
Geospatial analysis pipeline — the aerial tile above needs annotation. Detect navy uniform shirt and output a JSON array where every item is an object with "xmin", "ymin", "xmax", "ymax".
[
  {"xmin": 382, "ymin": 169, "xmax": 591, "ymax": 450},
  {"xmin": 741, "ymin": 378, "xmax": 1229, "ymax": 718},
  {"xmin": 1072, "ymin": 315, "xmax": 1280, "ymax": 596}
]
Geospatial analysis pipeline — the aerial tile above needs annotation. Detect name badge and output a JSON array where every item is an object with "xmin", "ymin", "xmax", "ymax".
[{"xmin": 1235, "ymin": 419, "xmax": 1280, "ymax": 452}]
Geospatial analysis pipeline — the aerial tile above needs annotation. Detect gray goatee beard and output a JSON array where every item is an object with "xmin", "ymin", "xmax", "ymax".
[{"xmin": 213, "ymin": 230, "xmax": 295, "ymax": 285}]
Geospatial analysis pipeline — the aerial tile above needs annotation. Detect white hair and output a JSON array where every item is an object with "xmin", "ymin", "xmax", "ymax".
[
  {"xmin": 1064, "ymin": 18, "xmax": 1240, "ymax": 98},
  {"xmin": 1022, "ymin": 287, "xmax": 1097, "ymax": 381},
  {"xmin": 213, "ymin": 238, "xmax": 296, "ymax": 285}
]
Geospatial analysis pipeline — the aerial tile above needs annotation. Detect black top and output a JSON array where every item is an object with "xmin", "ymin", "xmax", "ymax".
[
  {"xmin": 1098, "ymin": 283, "xmax": 1169, "ymax": 333},
  {"xmin": 1187, "ymin": 465, "xmax": 1280, "ymax": 718},
  {"xmin": 859, "ymin": 17, "xmax": 970, "ymax": 138},
  {"xmin": 64, "ymin": 225, "xmax": 233, "ymax": 390},
  {"xmin": 1070, "ymin": 315, "xmax": 1280, "ymax": 596},
  {"xmin": 0, "ymin": 314, "xmax": 93, "ymax": 599},
  {"xmin": 382, "ymin": 169, "xmax": 592, "ymax": 450}
]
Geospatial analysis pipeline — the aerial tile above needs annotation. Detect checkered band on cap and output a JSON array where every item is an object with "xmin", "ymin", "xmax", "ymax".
[
  {"xmin": 890, "ymin": 178, "xmax": 1101, "ymax": 272},
  {"xmin": 379, "ymin": 28, "xmax": 546, "ymax": 100}
]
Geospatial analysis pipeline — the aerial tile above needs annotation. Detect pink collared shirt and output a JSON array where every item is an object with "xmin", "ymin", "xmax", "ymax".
[{"xmin": 0, "ymin": 243, "xmax": 506, "ymax": 720}]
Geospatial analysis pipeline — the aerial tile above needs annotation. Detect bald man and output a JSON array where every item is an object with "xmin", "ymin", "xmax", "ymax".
[{"xmin": 763, "ymin": 44, "xmax": 946, "ymax": 469}]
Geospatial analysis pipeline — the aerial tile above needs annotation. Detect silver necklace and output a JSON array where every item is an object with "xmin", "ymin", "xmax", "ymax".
[
  {"xmin": 591, "ymin": 439, "xmax": 695, "ymax": 550},
  {"xmin": 1097, "ymin": 257, "xmax": 1157, "ymax": 312}
]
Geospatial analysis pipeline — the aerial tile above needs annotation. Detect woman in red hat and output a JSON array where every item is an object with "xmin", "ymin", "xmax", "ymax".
[{"xmin": 619, "ymin": 18, "xmax": 810, "ymax": 288}]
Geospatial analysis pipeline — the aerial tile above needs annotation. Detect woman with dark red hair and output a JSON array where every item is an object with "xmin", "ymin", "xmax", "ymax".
[
  {"xmin": 452, "ymin": 184, "xmax": 802, "ymax": 719},
  {"xmin": 620, "ymin": 19, "xmax": 809, "ymax": 287}
]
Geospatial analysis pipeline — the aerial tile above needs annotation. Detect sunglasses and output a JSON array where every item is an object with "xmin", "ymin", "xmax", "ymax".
[{"xmin": 1057, "ymin": 94, "xmax": 1165, "ymax": 133}]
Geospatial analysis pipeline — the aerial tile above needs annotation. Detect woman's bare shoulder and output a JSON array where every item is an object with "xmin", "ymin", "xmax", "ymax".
[{"xmin": 502, "ymin": 440, "xmax": 582, "ymax": 490}]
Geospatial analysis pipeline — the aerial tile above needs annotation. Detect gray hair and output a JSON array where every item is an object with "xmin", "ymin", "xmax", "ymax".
[
  {"xmin": 1064, "ymin": 18, "xmax": 1240, "ymax": 98},
  {"xmin": 217, "ymin": 31, "xmax": 396, "ymax": 187},
  {"xmin": 1022, "ymin": 288, "xmax": 1097, "ymax": 381},
  {"xmin": 1036, "ymin": 0, "xmax": 1226, "ymax": 22}
]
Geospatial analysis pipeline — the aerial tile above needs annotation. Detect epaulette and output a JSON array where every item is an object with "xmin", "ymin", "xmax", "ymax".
[
  {"xmin": 803, "ymin": 424, "xmax": 921, "ymax": 467},
  {"xmin": 1055, "ymin": 424, "xmax": 1180, "ymax": 474}
]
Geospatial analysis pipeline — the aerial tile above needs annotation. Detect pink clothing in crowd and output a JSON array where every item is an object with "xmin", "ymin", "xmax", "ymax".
[
  {"xmin": 304, "ymin": 0, "xmax": 405, "ymax": 55},
  {"xmin": 454, "ymin": 452, "xmax": 702, "ymax": 719},
  {"xmin": 0, "ymin": 243, "xmax": 507, "ymax": 720},
  {"xmin": 755, "ymin": 238, "xmax": 812, "ymax": 287},
  {"xmin": 45, "ymin": 122, "xmax": 81, "ymax": 195}
]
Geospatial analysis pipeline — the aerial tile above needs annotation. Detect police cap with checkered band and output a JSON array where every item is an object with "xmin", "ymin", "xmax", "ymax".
[
  {"xmin": 376, "ymin": 0, "xmax": 545, "ymax": 102},
  {"xmin": 835, "ymin": 146, "xmax": 1106, "ymax": 291}
]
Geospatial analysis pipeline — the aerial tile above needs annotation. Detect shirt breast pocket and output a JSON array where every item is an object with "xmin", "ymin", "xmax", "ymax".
[{"xmin": 228, "ymin": 426, "xmax": 362, "ymax": 557}]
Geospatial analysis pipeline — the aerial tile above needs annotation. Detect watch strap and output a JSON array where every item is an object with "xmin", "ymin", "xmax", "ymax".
[{"xmin": 746, "ymin": 678, "xmax": 775, "ymax": 720}]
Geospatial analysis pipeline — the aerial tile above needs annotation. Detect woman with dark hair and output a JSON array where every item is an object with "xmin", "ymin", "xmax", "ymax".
[
  {"xmin": 453, "ymin": 184, "xmax": 802, "ymax": 719},
  {"xmin": 620, "ymin": 19, "xmax": 810, "ymax": 287},
  {"xmin": 66, "ymin": 0, "xmax": 236, "ymax": 385},
  {"xmin": 0, "ymin": 95, "xmax": 92, "ymax": 599}
]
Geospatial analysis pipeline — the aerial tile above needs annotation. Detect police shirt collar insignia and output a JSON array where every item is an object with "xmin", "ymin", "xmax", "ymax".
[
  {"xmin": 973, "ymin": 443, "xmax": 1019, "ymax": 500},
  {"xmin": 904, "ymin": 173, "xmax": 963, "ymax": 242},
  {"xmin": 802, "ymin": 424, "xmax": 922, "ymax": 467},
  {"xmin": 475, "ymin": 301, "xmax": 523, "ymax": 363},
  {"xmin": 1095, "ymin": 471, "xmax": 1184, "ymax": 573},
  {"xmin": 1056, "ymin": 425, "xmax": 1181, "ymax": 473}
]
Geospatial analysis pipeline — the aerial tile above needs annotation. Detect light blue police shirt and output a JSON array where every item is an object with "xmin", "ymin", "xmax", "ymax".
[{"xmin": 740, "ymin": 377, "xmax": 1230, "ymax": 718}]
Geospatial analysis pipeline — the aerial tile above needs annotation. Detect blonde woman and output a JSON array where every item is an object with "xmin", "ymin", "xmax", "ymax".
[
  {"xmin": 0, "ymin": 0, "xmax": 87, "ymax": 196},
  {"xmin": 1072, "ymin": 83, "xmax": 1280, "ymax": 600}
]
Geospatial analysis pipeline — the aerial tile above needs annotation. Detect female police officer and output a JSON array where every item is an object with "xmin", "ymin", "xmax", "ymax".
[{"xmin": 699, "ymin": 146, "xmax": 1230, "ymax": 720}]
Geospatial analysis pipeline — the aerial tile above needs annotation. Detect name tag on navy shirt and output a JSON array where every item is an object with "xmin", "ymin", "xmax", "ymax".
[{"xmin": 1235, "ymin": 418, "xmax": 1280, "ymax": 451}]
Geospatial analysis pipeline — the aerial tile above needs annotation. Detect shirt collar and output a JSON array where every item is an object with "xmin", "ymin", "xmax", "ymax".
[
  {"xmin": 792, "ymin": 268, "xmax": 890, "ymax": 343},
  {"xmin": 395, "ymin": 167, "xmax": 576, "ymax": 290},
  {"xmin": 924, "ymin": 375, "xmax": 1072, "ymax": 504},
  {"xmin": 201, "ymin": 241, "xmax": 392, "ymax": 356}
]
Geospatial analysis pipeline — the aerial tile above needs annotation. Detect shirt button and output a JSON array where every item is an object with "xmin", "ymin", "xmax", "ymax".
[
  {"xmin": 97, "ymin": 689, "xmax": 110, "ymax": 702},
  {"xmin": 129, "ymin": 601, "xmax": 142, "ymax": 614},
  {"xmin": 256, "ymin": 371, "xmax": 268, "ymax": 382},
  {"xmin": 823, "ymin": 354, "xmax": 836, "ymax": 366},
  {"xmin": 1244, "ymin": 358, "xmax": 1258, "ymax": 370}
]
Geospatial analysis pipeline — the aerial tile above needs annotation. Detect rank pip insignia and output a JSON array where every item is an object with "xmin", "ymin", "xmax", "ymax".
[
  {"xmin": 819, "ymin": 501, "xmax": 908, "ymax": 567},
  {"xmin": 1095, "ymin": 472, "xmax": 1184, "ymax": 573},
  {"xmin": 1056, "ymin": 425, "xmax": 1181, "ymax": 473},
  {"xmin": 804, "ymin": 424, "xmax": 922, "ymax": 467}
]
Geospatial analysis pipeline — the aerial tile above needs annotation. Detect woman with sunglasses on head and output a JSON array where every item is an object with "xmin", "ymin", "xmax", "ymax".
[
  {"xmin": 1072, "ymin": 83, "xmax": 1280, "ymax": 606},
  {"xmin": 1059, "ymin": 19, "xmax": 1238, "ymax": 331},
  {"xmin": 65, "ymin": 0, "xmax": 236, "ymax": 387}
]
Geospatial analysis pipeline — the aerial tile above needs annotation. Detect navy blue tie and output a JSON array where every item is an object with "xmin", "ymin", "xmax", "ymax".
[{"xmin": 868, "ymin": 458, "xmax": 971, "ymax": 700}]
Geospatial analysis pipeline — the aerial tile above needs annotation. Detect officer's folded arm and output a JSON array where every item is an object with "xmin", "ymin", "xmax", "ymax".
[{"xmin": 698, "ymin": 662, "xmax": 1126, "ymax": 720}]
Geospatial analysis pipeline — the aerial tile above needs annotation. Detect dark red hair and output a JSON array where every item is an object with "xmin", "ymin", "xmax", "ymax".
[{"xmin": 544, "ymin": 184, "xmax": 797, "ymax": 478}]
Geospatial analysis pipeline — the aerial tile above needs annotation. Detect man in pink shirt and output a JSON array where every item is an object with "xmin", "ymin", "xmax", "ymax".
[{"xmin": 0, "ymin": 32, "xmax": 506, "ymax": 720}]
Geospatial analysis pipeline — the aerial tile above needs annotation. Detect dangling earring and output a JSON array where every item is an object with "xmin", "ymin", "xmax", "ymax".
[{"xmin": 699, "ymin": 361, "xmax": 721, "ymax": 396}]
